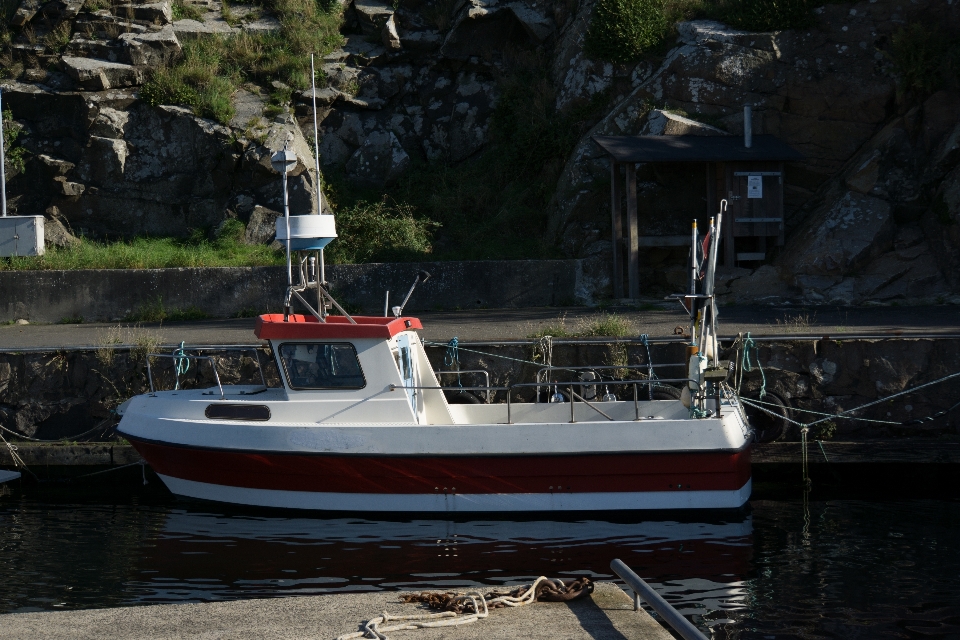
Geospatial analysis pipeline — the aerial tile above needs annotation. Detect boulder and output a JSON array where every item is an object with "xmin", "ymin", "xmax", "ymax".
[
  {"xmin": 353, "ymin": 0, "xmax": 393, "ymax": 36},
  {"xmin": 43, "ymin": 215, "xmax": 80, "ymax": 249},
  {"xmin": 119, "ymin": 25, "xmax": 182, "ymax": 67},
  {"xmin": 244, "ymin": 205, "xmax": 282, "ymax": 245},
  {"xmin": 77, "ymin": 136, "xmax": 129, "ymax": 184},
  {"xmin": 643, "ymin": 109, "xmax": 727, "ymax": 136},
  {"xmin": 114, "ymin": 1, "xmax": 172, "ymax": 24},
  {"xmin": 11, "ymin": 0, "xmax": 41, "ymax": 26},
  {"xmin": 781, "ymin": 191, "xmax": 893, "ymax": 279},
  {"xmin": 89, "ymin": 107, "xmax": 129, "ymax": 139},
  {"xmin": 382, "ymin": 14, "xmax": 401, "ymax": 51},
  {"xmin": 345, "ymin": 130, "xmax": 410, "ymax": 188},
  {"xmin": 505, "ymin": 2, "xmax": 553, "ymax": 41},
  {"xmin": 171, "ymin": 18, "xmax": 234, "ymax": 40},
  {"xmin": 60, "ymin": 56, "xmax": 142, "ymax": 90}
]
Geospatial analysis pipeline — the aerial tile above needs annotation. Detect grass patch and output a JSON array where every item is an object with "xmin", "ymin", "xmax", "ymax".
[
  {"xmin": 774, "ymin": 310, "xmax": 816, "ymax": 333},
  {"xmin": 528, "ymin": 312, "xmax": 635, "ymax": 338},
  {"xmin": 0, "ymin": 230, "xmax": 285, "ymax": 270},
  {"xmin": 172, "ymin": 0, "xmax": 205, "ymax": 21},
  {"xmin": 141, "ymin": 0, "xmax": 344, "ymax": 124},
  {"xmin": 585, "ymin": 0, "xmax": 671, "ymax": 63},
  {"xmin": 324, "ymin": 199, "xmax": 438, "ymax": 264},
  {"xmin": 577, "ymin": 313, "xmax": 634, "ymax": 337},
  {"xmin": 889, "ymin": 23, "xmax": 960, "ymax": 98},
  {"xmin": 585, "ymin": 0, "xmax": 816, "ymax": 63},
  {"xmin": 96, "ymin": 324, "xmax": 163, "ymax": 366},
  {"xmin": 124, "ymin": 297, "xmax": 210, "ymax": 323},
  {"xmin": 58, "ymin": 315, "xmax": 85, "ymax": 324}
]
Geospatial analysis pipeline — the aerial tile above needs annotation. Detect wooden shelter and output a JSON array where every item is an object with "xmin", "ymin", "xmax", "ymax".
[{"xmin": 593, "ymin": 134, "xmax": 803, "ymax": 299}]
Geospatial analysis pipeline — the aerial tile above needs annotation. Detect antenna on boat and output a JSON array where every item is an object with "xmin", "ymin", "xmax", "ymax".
[
  {"xmin": 271, "ymin": 138, "xmax": 297, "ymax": 321},
  {"xmin": 1, "ymin": 86, "xmax": 7, "ymax": 217},
  {"xmin": 310, "ymin": 53, "xmax": 326, "ymax": 289},
  {"xmin": 393, "ymin": 271, "xmax": 431, "ymax": 318}
]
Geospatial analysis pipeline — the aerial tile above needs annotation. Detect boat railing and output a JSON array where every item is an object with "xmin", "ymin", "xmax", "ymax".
[
  {"xmin": 145, "ymin": 348, "xmax": 268, "ymax": 400},
  {"xmin": 391, "ymin": 378, "xmax": 705, "ymax": 424},
  {"xmin": 146, "ymin": 353, "xmax": 225, "ymax": 399},
  {"xmin": 435, "ymin": 370, "xmax": 492, "ymax": 403},
  {"xmin": 534, "ymin": 363, "xmax": 687, "ymax": 402},
  {"xmin": 609, "ymin": 558, "xmax": 708, "ymax": 640}
]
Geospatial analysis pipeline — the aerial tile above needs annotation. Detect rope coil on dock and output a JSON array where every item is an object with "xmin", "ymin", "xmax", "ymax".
[{"xmin": 334, "ymin": 577, "xmax": 593, "ymax": 640}]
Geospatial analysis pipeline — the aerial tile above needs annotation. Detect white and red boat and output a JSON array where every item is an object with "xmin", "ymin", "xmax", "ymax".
[
  {"xmin": 117, "ymin": 310, "xmax": 752, "ymax": 512},
  {"xmin": 117, "ymin": 92, "xmax": 752, "ymax": 511}
]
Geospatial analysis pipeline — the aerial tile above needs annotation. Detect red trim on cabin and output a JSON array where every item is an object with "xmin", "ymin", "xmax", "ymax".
[
  {"xmin": 255, "ymin": 314, "xmax": 423, "ymax": 340},
  {"xmin": 128, "ymin": 438, "xmax": 751, "ymax": 495}
]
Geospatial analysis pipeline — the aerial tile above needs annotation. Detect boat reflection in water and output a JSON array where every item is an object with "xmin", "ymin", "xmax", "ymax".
[{"xmin": 130, "ymin": 509, "xmax": 752, "ymax": 617}]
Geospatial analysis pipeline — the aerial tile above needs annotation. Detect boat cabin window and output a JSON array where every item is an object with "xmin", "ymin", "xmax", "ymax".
[{"xmin": 278, "ymin": 343, "xmax": 366, "ymax": 390}]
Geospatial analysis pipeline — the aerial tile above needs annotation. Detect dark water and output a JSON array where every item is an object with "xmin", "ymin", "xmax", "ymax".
[{"xmin": 1, "ymin": 484, "xmax": 959, "ymax": 639}]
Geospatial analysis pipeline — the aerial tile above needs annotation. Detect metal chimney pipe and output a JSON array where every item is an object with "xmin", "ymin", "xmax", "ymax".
[{"xmin": 743, "ymin": 104, "xmax": 753, "ymax": 149}]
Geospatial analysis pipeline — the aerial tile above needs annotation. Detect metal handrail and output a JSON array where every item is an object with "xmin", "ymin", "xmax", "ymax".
[
  {"xmin": 610, "ymin": 558, "xmax": 708, "ymax": 640},
  {"xmin": 145, "ymin": 346, "xmax": 269, "ymax": 399},
  {"xmin": 436, "ymin": 369, "xmax": 492, "ymax": 403},
  {"xmin": 146, "ymin": 353, "xmax": 225, "ymax": 400},
  {"xmin": 390, "ymin": 378, "xmax": 709, "ymax": 424},
  {"xmin": 535, "ymin": 363, "xmax": 688, "ymax": 403}
]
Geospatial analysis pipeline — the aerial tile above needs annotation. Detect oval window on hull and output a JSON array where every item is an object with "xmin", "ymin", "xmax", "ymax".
[{"xmin": 205, "ymin": 404, "xmax": 271, "ymax": 421}]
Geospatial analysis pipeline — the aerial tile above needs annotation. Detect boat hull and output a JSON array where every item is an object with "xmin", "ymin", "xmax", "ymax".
[{"xmin": 128, "ymin": 438, "xmax": 752, "ymax": 512}]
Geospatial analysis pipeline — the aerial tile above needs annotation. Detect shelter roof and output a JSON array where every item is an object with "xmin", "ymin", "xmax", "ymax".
[
  {"xmin": 593, "ymin": 134, "xmax": 803, "ymax": 163},
  {"xmin": 255, "ymin": 315, "xmax": 422, "ymax": 340}
]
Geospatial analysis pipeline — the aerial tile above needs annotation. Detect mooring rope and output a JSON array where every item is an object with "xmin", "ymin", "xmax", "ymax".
[
  {"xmin": 737, "ymin": 368, "xmax": 960, "ymax": 487},
  {"xmin": 334, "ymin": 577, "xmax": 592, "ymax": 640},
  {"xmin": 172, "ymin": 341, "xmax": 190, "ymax": 391},
  {"xmin": 740, "ymin": 332, "xmax": 766, "ymax": 398},
  {"xmin": 443, "ymin": 337, "xmax": 463, "ymax": 391},
  {"xmin": 639, "ymin": 334, "xmax": 657, "ymax": 400},
  {"xmin": 0, "ymin": 430, "xmax": 38, "ymax": 480}
]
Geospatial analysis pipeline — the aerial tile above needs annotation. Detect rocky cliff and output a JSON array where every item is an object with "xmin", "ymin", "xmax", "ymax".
[{"xmin": 1, "ymin": 0, "xmax": 958, "ymax": 304}]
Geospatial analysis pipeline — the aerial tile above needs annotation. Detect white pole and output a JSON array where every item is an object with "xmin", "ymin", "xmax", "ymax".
[
  {"xmin": 1, "ymin": 87, "xmax": 7, "ymax": 217},
  {"xmin": 283, "ymin": 167, "xmax": 292, "ymax": 310},
  {"xmin": 310, "ymin": 53, "xmax": 327, "ymax": 287}
]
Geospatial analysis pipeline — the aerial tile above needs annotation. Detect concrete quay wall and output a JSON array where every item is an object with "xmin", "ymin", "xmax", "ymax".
[{"xmin": 0, "ymin": 260, "xmax": 591, "ymax": 323}]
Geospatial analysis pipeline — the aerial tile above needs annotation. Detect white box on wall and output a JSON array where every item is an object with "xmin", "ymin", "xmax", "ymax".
[{"xmin": 0, "ymin": 216, "xmax": 44, "ymax": 257}]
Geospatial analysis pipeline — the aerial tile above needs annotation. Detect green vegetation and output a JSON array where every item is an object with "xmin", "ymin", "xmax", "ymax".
[
  {"xmin": 577, "ymin": 313, "xmax": 633, "ymax": 337},
  {"xmin": 172, "ymin": 0, "xmax": 205, "ymax": 21},
  {"xmin": 529, "ymin": 312, "xmax": 634, "ymax": 338},
  {"xmin": 324, "ymin": 200, "xmax": 438, "ymax": 264},
  {"xmin": 890, "ymin": 23, "xmax": 960, "ymax": 98},
  {"xmin": 0, "ymin": 229, "xmax": 285, "ymax": 270},
  {"xmin": 585, "ymin": 0, "xmax": 670, "ymax": 63},
  {"xmin": 141, "ymin": 0, "xmax": 343, "ymax": 124},
  {"xmin": 718, "ymin": 0, "xmax": 813, "ymax": 32},
  {"xmin": 2, "ymin": 109, "xmax": 26, "ymax": 173},
  {"xmin": 124, "ymin": 297, "xmax": 210, "ymax": 322},
  {"xmin": 585, "ymin": 0, "xmax": 815, "ymax": 63}
]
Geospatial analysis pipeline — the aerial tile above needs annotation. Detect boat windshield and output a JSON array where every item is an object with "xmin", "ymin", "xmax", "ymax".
[{"xmin": 278, "ymin": 342, "xmax": 366, "ymax": 390}]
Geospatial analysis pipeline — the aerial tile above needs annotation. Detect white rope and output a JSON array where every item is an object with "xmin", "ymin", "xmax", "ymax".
[{"xmin": 334, "ymin": 577, "xmax": 556, "ymax": 640}]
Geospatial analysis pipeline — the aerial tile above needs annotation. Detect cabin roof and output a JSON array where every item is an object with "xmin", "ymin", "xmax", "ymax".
[
  {"xmin": 592, "ymin": 134, "xmax": 804, "ymax": 163},
  {"xmin": 255, "ymin": 314, "xmax": 423, "ymax": 340}
]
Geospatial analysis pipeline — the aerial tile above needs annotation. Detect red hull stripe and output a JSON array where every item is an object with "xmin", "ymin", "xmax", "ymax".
[
  {"xmin": 130, "ymin": 439, "xmax": 751, "ymax": 494},
  {"xmin": 254, "ymin": 314, "xmax": 423, "ymax": 339}
]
